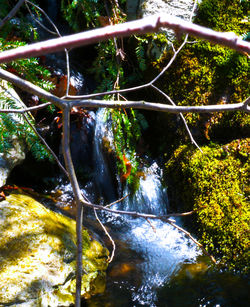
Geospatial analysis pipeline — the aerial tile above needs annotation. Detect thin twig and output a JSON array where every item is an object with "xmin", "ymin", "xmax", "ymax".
[
  {"xmin": 65, "ymin": 49, "xmax": 71, "ymax": 97},
  {"xmin": 25, "ymin": 0, "xmax": 60, "ymax": 36},
  {"xmin": 146, "ymin": 218, "xmax": 157, "ymax": 233},
  {"xmin": 151, "ymin": 84, "xmax": 203, "ymax": 153},
  {"xmin": 168, "ymin": 220, "xmax": 216, "ymax": 264},
  {"xmin": 93, "ymin": 208, "xmax": 116, "ymax": 263},
  {"xmin": 105, "ymin": 194, "xmax": 129, "ymax": 208},
  {"xmin": 0, "ymin": 0, "xmax": 25, "ymax": 29},
  {"xmin": 25, "ymin": 1, "xmax": 58, "ymax": 35}
]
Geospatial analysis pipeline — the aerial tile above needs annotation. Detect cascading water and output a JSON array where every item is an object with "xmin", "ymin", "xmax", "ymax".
[{"xmin": 92, "ymin": 109, "xmax": 201, "ymax": 306}]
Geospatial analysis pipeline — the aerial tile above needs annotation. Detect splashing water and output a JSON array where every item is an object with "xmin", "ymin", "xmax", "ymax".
[{"xmin": 93, "ymin": 109, "xmax": 201, "ymax": 306}]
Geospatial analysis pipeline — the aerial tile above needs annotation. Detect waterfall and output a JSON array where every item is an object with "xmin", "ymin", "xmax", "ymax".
[{"xmin": 92, "ymin": 109, "xmax": 200, "ymax": 306}]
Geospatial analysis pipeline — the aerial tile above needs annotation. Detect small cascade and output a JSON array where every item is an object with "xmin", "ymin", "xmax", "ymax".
[
  {"xmin": 93, "ymin": 109, "xmax": 118, "ymax": 203},
  {"xmin": 92, "ymin": 109, "xmax": 201, "ymax": 306}
]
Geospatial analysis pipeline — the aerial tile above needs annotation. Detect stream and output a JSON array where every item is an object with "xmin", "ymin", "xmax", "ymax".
[
  {"xmin": 88, "ymin": 109, "xmax": 201, "ymax": 306},
  {"xmin": 50, "ymin": 108, "xmax": 248, "ymax": 307},
  {"xmin": 53, "ymin": 109, "xmax": 204, "ymax": 306}
]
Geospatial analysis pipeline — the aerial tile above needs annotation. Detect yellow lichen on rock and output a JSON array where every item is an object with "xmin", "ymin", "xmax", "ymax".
[{"xmin": 0, "ymin": 193, "xmax": 108, "ymax": 306}]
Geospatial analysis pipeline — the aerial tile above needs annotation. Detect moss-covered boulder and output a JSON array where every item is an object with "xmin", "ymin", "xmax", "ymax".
[
  {"xmin": 165, "ymin": 139, "xmax": 249, "ymax": 272},
  {"xmin": 0, "ymin": 193, "xmax": 109, "ymax": 306}
]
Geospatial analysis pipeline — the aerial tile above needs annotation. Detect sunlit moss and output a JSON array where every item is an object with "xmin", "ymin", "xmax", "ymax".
[
  {"xmin": 147, "ymin": 0, "xmax": 249, "ymax": 141},
  {"xmin": 165, "ymin": 139, "xmax": 249, "ymax": 272}
]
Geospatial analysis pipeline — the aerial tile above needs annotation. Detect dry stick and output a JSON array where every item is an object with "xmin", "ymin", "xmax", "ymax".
[
  {"xmin": 0, "ymin": 14, "xmax": 249, "ymax": 65},
  {"xmin": 93, "ymin": 208, "xmax": 116, "ymax": 263},
  {"xmin": 0, "ymin": 67, "xmax": 249, "ymax": 114},
  {"xmin": 66, "ymin": 98, "xmax": 249, "ymax": 113},
  {"xmin": 61, "ymin": 106, "xmax": 85, "ymax": 307},
  {"xmin": 0, "ymin": 0, "xmax": 25, "ymax": 29},
  {"xmin": 0, "ymin": 67, "xmax": 248, "ymax": 114},
  {"xmin": 151, "ymin": 84, "xmax": 203, "ymax": 153},
  {"xmin": 146, "ymin": 218, "xmax": 157, "ymax": 233}
]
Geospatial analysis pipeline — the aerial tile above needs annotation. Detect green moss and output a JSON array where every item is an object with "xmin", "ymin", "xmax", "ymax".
[
  {"xmin": 144, "ymin": 0, "xmax": 249, "ymax": 146},
  {"xmin": 165, "ymin": 139, "xmax": 249, "ymax": 272}
]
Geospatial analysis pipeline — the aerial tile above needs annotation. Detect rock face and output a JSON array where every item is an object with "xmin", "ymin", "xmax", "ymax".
[
  {"xmin": 129, "ymin": 0, "xmax": 196, "ymax": 41},
  {"xmin": 0, "ymin": 193, "xmax": 109, "ymax": 306},
  {"xmin": 0, "ymin": 81, "xmax": 26, "ymax": 187},
  {"xmin": 138, "ymin": 0, "xmax": 195, "ymax": 20}
]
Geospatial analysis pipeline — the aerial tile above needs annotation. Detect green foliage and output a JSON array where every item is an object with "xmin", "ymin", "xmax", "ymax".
[
  {"xmin": 0, "ymin": 89, "xmax": 52, "ymax": 161},
  {"xmin": 108, "ymin": 108, "xmax": 147, "ymax": 188},
  {"xmin": 0, "ymin": 39, "xmax": 54, "ymax": 90},
  {"xmin": 61, "ymin": 0, "xmax": 105, "ymax": 31},
  {"xmin": 0, "ymin": 0, "xmax": 39, "ymax": 41},
  {"xmin": 0, "ymin": 14, "xmax": 54, "ymax": 162},
  {"xmin": 165, "ymin": 140, "xmax": 249, "ymax": 272},
  {"xmin": 134, "ymin": 36, "xmax": 148, "ymax": 72},
  {"xmin": 88, "ymin": 40, "xmax": 125, "ymax": 92},
  {"xmin": 195, "ymin": 0, "xmax": 249, "ymax": 35}
]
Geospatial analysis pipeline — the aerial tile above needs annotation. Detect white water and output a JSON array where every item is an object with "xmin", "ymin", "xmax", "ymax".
[{"xmin": 93, "ymin": 109, "xmax": 200, "ymax": 306}]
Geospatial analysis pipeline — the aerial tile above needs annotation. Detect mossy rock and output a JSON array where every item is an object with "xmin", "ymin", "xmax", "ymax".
[
  {"xmin": 140, "ymin": 0, "xmax": 249, "ymax": 151},
  {"xmin": 0, "ymin": 193, "xmax": 109, "ymax": 306},
  {"xmin": 165, "ymin": 139, "xmax": 249, "ymax": 272}
]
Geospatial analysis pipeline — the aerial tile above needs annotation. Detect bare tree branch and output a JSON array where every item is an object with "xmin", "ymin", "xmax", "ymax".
[
  {"xmin": 0, "ymin": 13, "xmax": 249, "ymax": 64},
  {"xmin": 61, "ymin": 106, "xmax": 84, "ymax": 307},
  {"xmin": 0, "ymin": 68, "xmax": 248, "ymax": 114},
  {"xmin": 58, "ymin": 98, "xmax": 250, "ymax": 113},
  {"xmin": 0, "ymin": 68, "xmax": 62, "ymax": 107},
  {"xmin": 105, "ymin": 194, "xmax": 129, "ymax": 208},
  {"xmin": 0, "ymin": 0, "xmax": 25, "ymax": 29},
  {"xmin": 79, "ymin": 198, "xmax": 215, "ymax": 263}
]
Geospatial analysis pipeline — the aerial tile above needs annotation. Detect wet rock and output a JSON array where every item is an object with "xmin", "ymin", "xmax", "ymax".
[{"xmin": 0, "ymin": 193, "xmax": 109, "ymax": 306}]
